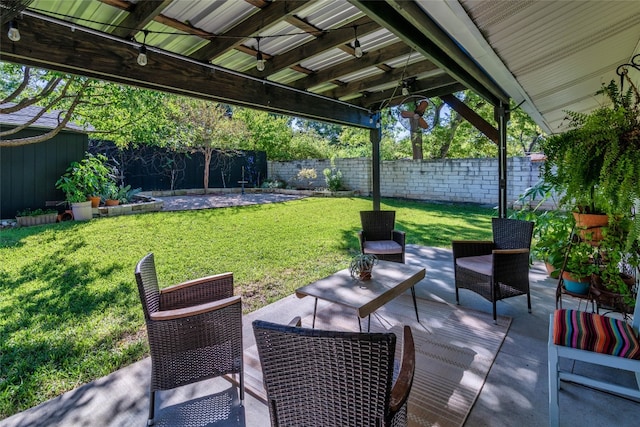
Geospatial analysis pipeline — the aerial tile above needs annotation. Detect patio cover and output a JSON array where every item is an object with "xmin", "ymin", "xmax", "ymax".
[{"xmin": 2, "ymin": 1, "xmax": 639, "ymax": 213}]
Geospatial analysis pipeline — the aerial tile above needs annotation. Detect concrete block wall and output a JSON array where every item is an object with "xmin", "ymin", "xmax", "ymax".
[{"xmin": 268, "ymin": 157, "xmax": 552, "ymax": 209}]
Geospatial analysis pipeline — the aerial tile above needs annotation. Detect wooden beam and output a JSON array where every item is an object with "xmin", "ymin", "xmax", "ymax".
[
  {"xmin": 440, "ymin": 94, "xmax": 499, "ymax": 144},
  {"xmin": 326, "ymin": 60, "xmax": 438, "ymax": 99},
  {"xmin": 0, "ymin": 13, "xmax": 375, "ymax": 129},
  {"xmin": 349, "ymin": 0, "xmax": 507, "ymax": 106},
  {"xmin": 111, "ymin": 0, "xmax": 173, "ymax": 39},
  {"xmin": 357, "ymin": 79, "xmax": 464, "ymax": 108},
  {"xmin": 244, "ymin": 16, "xmax": 379, "ymax": 77},
  {"xmin": 289, "ymin": 41, "xmax": 413, "ymax": 90}
]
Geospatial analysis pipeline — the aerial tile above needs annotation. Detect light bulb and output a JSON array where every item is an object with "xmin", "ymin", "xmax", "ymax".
[
  {"xmin": 8, "ymin": 21, "xmax": 20, "ymax": 42},
  {"xmin": 137, "ymin": 45, "xmax": 147, "ymax": 66},
  {"xmin": 256, "ymin": 51, "xmax": 265, "ymax": 72},
  {"xmin": 354, "ymin": 39, "xmax": 363, "ymax": 58},
  {"xmin": 402, "ymin": 87, "xmax": 409, "ymax": 96}
]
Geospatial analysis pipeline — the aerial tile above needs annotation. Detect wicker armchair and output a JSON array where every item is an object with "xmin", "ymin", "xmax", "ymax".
[
  {"xmin": 253, "ymin": 318, "xmax": 415, "ymax": 427},
  {"xmin": 359, "ymin": 210, "xmax": 406, "ymax": 263},
  {"xmin": 135, "ymin": 253, "xmax": 244, "ymax": 426},
  {"xmin": 452, "ymin": 218, "xmax": 534, "ymax": 323}
]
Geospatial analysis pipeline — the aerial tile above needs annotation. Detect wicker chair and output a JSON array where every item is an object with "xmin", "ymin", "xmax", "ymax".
[
  {"xmin": 135, "ymin": 253, "xmax": 244, "ymax": 426},
  {"xmin": 359, "ymin": 210, "xmax": 406, "ymax": 263},
  {"xmin": 452, "ymin": 218, "xmax": 534, "ymax": 323},
  {"xmin": 253, "ymin": 318, "xmax": 415, "ymax": 427}
]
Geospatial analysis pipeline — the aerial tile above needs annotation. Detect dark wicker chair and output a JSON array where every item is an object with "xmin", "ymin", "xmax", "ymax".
[
  {"xmin": 452, "ymin": 218, "xmax": 534, "ymax": 323},
  {"xmin": 359, "ymin": 210, "xmax": 406, "ymax": 263},
  {"xmin": 135, "ymin": 253, "xmax": 244, "ymax": 426},
  {"xmin": 253, "ymin": 318, "xmax": 415, "ymax": 427}
]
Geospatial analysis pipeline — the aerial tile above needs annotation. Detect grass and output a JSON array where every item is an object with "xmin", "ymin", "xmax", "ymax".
[{"xmin": 0, "ymin": 196, "xmax": 494, "ymax": 418}]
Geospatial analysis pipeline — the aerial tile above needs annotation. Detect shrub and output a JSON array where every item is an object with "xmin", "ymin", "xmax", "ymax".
[{"xmin": 323, "ymin": 167, "xmax": 343, "ymax": 192}]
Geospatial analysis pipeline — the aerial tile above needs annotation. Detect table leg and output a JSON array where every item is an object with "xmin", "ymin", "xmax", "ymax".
[
  {"xmin": 411, "ymin": 286, "xmax": 419, "ymax": 322},
  {"xmin": 368, "ymin": 314, "xmax": 371, "ymax": 332},
  {"xmin": 357, "ymin": 317, "xmax": 362, "ymax": 332},
  {"xmin": 312, "ymin": 298, "xmax": 318, "ymax": 329}
]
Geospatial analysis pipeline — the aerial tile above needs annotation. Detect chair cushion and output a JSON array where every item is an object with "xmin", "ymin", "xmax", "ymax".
[
  {"xmin": 553, "ymin": 309, "xmax": 640, "ymax": 359},
  {"xmin": 363, "ymin": 240, "xmax": 403, "ymax": 255},
  {"xmin": 455, "ymin": 255, "xmax": 493, "ymax": 277}
]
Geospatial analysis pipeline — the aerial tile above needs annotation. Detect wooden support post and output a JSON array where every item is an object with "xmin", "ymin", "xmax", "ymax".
[
  {"xmin": 495, "ymin": 102, "xmax": 510, "ymax": 218},
  {"xmin": 370, "ymin": 113, "xmax": 382, "ymax": 211}
]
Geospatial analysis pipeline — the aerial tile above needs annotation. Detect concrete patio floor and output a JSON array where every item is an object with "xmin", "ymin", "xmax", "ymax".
[{"xmin": 1, "ymin": 244, "xmax": 638, "ymax": 427}]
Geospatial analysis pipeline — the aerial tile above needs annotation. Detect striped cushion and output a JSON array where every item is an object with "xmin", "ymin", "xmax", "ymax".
[{"xmin": 553, "ymin": 309, "xmax": 640, "ymax": 359}]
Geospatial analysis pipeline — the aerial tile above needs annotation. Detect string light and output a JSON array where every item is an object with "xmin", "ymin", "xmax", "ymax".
[
  {"xmin": 401, "ymin": 81, "xmax": 409, "ymax": 96},
  {"xmin": 353, "ymin": 26, "xmax": 363, "ymax": 58},
  {"xmin": 137, "ymin": 31, "xmax": 148, "ymax": 66},
  {"xmin": 8, "ymin": 20, "xmax": 21, "ymax": 42},
  {"xmin": 256, "ymin": 37, "xmax": 265, "ymax": 72}
]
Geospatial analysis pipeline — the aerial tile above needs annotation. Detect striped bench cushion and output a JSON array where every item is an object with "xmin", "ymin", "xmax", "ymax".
[{"xmin": 553, "ymin": 309, "xmax": 640, "ymax": 359}]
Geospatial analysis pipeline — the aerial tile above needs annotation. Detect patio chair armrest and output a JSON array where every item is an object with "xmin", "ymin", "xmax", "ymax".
[
  {"xmin": 160, "ymin": 272, "xmax": 234, "ymax": 308},
  {"xmin": 392, "ymin": 230, "xmax": 406, "ymax": 247},
  {"xmin": 492, "ymin": 248, "xmax": 529, "ymax": 255},
  {"xmin": 151, "ymin": 295, "xmax": 241, "ymax": 321},
  {"xmin": 452, "ymin": 240, "xmax": 494, "ymax": 259},
  {"xmin": 389, "ymin": 325, "xmax": 415, "ymax": 413},
  {"xmin": 358, "ymin": 230, "xmax": 365, "ymax": 251},
  {"xmin": 288, "ymin": 316, "xmax": 302, "ymax": 327}
]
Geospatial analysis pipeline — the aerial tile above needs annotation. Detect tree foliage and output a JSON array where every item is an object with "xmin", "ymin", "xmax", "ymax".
[
  {"xmin": 0, "ymin": 62, "xmax": 176, "ymax": 148},
  {"xmin": 170, "ymin": 99, "xmax": 248, "ymax": 189}
]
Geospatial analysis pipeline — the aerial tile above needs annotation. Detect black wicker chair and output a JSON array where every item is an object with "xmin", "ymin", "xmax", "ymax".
[
  {"xmin": 452, "ymin": 218, "xmax": 534, "ymax": 323},
  {"xmin": 253, "ymin": 318, "xmax": 415, "ymax": 427},
  {"xmin": 359, "ymin": 210, "xmax": 406, "ymax": 263},
  {"xmin": 135, "ymin": 253, "xmax": 244, "ymax": 426}
]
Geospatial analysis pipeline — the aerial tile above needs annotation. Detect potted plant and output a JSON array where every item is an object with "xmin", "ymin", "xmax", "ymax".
[
  {"xmin": 511, "ymin": 180, "xmax": 570, "ymax": 277},
  {"xmin": 540, "ymin": 78, "xmax": 640, "ymax": 246},
  {"xmin": 15, "ymin": 208, "xmax": 58, "ymax": 226},
  {"xmin": 561, "ymin": 239, "xmax": 600, "ymax": 295},
  {"xmin": 349, "ymin": 254, "xmax": 378, "ymax": 281},
  {"xmin": 55, "ymin": 152, "xmax": 114, "ymax": 220},
  {"xmin": 590, "ymin": 216, "xmax": 640, "ymax": 311}
]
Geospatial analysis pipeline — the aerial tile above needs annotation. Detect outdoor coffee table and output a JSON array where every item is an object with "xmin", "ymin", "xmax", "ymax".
[{"xmin": 295, "ymin": 260, "xmax": 426, "ymax": 331}]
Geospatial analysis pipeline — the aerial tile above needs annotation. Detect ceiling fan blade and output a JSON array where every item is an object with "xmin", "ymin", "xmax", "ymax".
[
  {"xmin": 418, "ymin": 117, "xmax": 429, "ymax": 129},
  {"xmin": 400, "ymin": 111, "xmax": 413, "ymax": 118},
  {"xmin": 415, "ymin": 100, "xmax": 428, "ymax": 116}
]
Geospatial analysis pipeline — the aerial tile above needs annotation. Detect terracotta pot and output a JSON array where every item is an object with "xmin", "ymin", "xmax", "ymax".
[
  {"xmin": 572, "ymin": 212, "xmax": 608, "ymax": 243},
  {"xmin": 105, "ymin": 199, "xmax": 120, "ymax": 206},
  {"xmin": 88, "ymin": 196, "xmax": 101, "ymax": 208}
]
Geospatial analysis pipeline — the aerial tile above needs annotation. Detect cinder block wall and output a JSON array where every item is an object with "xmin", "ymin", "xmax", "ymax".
[{"xmin": 268, "ymin": 157, "xmax": 552, "ymax": 209}]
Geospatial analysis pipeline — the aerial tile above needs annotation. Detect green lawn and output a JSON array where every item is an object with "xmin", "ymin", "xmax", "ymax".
[{"xmin": 0, "ymin": 197, "xmax": 494, "ymax": 418}]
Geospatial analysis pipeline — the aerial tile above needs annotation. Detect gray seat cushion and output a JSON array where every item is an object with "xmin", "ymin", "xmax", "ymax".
[
  {"xmin": 363, "ymin": 240, "xmax": 403, "ymax": 255},
  {"xmin": 456, "ymin": 254, "xmax": 493, "ymax": 276}
]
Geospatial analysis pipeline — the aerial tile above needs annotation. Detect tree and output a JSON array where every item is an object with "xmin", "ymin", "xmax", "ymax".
[
  {"xmin": 233, "ymin": 108, "xmax": 293, "ymax": 160},
  {"xmin": 171, "ymin": 99, "xmax": 248, "ymax": 190},
  {"xmin": 0, "ymin": 63, "xmax": 90, "ymax": 146},
  {"xmin": 0, "ymin": 62, "xmax": 175, "ymax": 148}
]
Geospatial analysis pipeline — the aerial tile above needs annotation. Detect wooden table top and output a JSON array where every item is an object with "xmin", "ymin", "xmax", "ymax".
[{"xmin": 295, "ymin": 260, "xmax": 426, "ymax": 318}]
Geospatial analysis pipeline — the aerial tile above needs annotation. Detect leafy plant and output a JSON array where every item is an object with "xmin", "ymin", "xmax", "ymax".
[
  {"xmin": 349, "ymin": 253, "xmax": 378, "ymax": 280},
  {"xmin": 15, "ymin": 208, "xmax": 57, "ymax": 217},
  {"xmin": 323, "ymin": 166, "xmax": 343, "ymax": 192},
  {"xmin": 260, "ymin": 178, "xmax": 287, "ymax": 189},
  {"xmin": 540, "ymin": 78, "xmax": 640, "ymax": 235},
  {"xmin": 291, "ymin": 168, "xmax": 317, "ymax": 190},
  {"xmin": 55, "ymin": 152, "xmax": 114, "ymax": 203}
]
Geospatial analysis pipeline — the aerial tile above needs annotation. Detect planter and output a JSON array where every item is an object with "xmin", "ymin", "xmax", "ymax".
[
  {"xmin": 71, "ymin": 200, "xmax": 93, "ymax": 221},
  {"xmin": 572, "ymin": 212, "xmax": 608, "ymax": 243},
  {"xmin": 591, "ymin": 272, "xmax": 636, "ymax": 313},
  {"xmin": 105, "ymin": 199, "xmax": 120, "ymax": 206},
  {"xmin": 16, "ymin": 213, "xmax": 58, "ymax": 227},
  {"xmin": 562, "ymin": 270, "xmax": 591, "ymax": 295},
  {"xmin": 88, "ymin": 196, "xmax": 101, "ymax": 208}
]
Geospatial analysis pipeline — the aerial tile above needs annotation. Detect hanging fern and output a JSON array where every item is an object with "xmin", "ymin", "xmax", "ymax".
[{"xmin": 540, "ymin": 76, "xmax": 640, "ymax": 245}]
